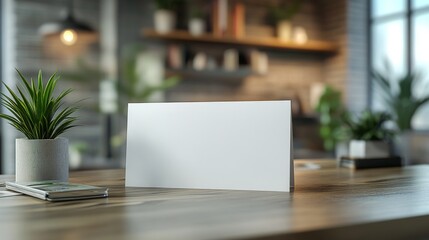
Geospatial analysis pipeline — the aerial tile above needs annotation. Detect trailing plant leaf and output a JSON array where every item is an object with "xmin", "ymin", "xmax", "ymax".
[
  {"xmin": 120, "ymin": 44, "xmax": 181, "ymax": 106},
  {"xmin": 0, "ymin": 70, "xmax": 79, "ymax": 139}
]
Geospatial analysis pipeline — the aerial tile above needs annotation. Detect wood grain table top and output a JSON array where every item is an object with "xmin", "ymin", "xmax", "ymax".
[{"xmin": 1, "ymin": 160, "xmax": 429, "ymax": 240}]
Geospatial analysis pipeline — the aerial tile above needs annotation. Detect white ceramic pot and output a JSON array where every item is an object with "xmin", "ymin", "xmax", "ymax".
[
  {"xmin": 15, "ymin": 138, "xmax": 69, "ymax": 182},
  {"xmin": 349, "ymin": 140, "xmax": 389, "ymax": 158},
  {"xmin": 189, "ymin": 18, "xmax": 205, "ymax": 36},
  {"xmin": 277, "ymin": 20, "xmax": 292, "ymax": 41},
  {"xmin": 154, "ymin": 10, "xmax": 176, "ymax": 34}
]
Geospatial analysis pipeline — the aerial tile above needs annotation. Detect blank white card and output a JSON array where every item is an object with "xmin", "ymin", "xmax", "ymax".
[{"xmin": 125, "ymin": 101, "xmax": 293, "ymax": 192}]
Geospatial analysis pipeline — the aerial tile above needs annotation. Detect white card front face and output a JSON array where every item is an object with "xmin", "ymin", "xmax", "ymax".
[{"xmin": 125, "ymin": 101, "xmax": 292, "ymax": 192}]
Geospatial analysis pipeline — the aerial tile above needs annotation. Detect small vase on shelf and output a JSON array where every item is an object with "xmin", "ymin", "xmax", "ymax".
[
  {"xmin": 189, "ymin": 18, "xmax": 205, "ymax": 36},
  {"xmin": 154, "ymin": 9, "xmax": 176, "ymax": 34},
  {"xmin": 277, "ymin": 20, "xmax": 292, "ymax": 41}
]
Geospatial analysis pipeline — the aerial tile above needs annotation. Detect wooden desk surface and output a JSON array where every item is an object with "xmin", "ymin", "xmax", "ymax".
[{"xmin": 1, "ymin": 160, "xmax": 429, "ymax": 240}]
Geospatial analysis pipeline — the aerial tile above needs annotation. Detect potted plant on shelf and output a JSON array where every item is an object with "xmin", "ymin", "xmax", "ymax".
[
  {"xmin": 154, "ymin": 0, "xmax": 179, "ymax": 34},
  {"xmin": 188, "ymin": 5, "xmax": 206, "ymax": 36},
  {"xmin": 268, "ymin": 0, "xmax": 301, "ymax": 41},
  {"xmin": 344, "ymin": 111, "xmax": 393, "ymax": 158},
  {"xmin": 0, "ymin": 70, "xmax": 78, "ymax": 182}
]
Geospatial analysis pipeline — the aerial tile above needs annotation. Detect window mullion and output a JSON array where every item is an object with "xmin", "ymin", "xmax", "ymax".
[{"xmin": 407, "ymin": 0, "xmax": 412, "ymax": 72}]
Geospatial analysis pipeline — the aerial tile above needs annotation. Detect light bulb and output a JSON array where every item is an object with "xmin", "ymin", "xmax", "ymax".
[{"xmin": 60, "ymin": 29, "xmax": 77, "ymax": 45}]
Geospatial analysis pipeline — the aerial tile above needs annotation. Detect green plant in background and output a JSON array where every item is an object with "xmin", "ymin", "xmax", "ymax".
[
  {"xmin": 63, "ymin": 47, "xmax": 180, "ymax": 113},
  {"xmin": 344, "ymin": 111, "xmax": 394, "ymax": 141},
  {"xmin": 111, "ymin": 44, "xmax": 180, "ymax": 148},
  {"xmin": 315, "ymin": 85, "xmax": 348, "ymax": 151},
  {"xmin": 268, "ymin": 0, "xmax": 301, "ymax": 24},
  {"xmin": 0, "ymin": 70, "xmax": 78, "ymax": 139},
  {"xmin": 373, "ymin": 68, "xmax": 429, "ymax": 131},
  {"xmin": 155, "ymin": 0, "xmax": 180, "ymax": 10},
  {"xmin": 120, "ymin": 44, "xmax": 180, "ymax": 105}
]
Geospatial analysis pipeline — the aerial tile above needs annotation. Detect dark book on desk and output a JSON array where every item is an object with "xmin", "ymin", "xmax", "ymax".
[
  {"xmin": 5, "ymin": 181, "xmax": 108, "ymax": 201},
  {"xmin": 340, "ymin": 156, "xmax": 402, "ymax": 169}
]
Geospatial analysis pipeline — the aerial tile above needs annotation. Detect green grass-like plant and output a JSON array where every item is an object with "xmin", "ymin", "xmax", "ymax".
[
  {"xmin": 344, "ymin": 111, "xmax": 393, "ymax": 141},
  {"xmin": 0, "ymin": 70, "xmax": 78, "ymax": 139}
]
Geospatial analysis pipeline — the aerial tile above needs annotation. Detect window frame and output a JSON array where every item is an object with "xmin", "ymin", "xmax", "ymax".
[{"xmin": 368, "ymin": 0, "xmax": 429, "ymax": 106}]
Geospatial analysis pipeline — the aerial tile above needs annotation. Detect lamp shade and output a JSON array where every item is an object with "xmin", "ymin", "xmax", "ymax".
[{"xmin": 39, "ymin": 12, "xmax": 97, "ymax": 46}]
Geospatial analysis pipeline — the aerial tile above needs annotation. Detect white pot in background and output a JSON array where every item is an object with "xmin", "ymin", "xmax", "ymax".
[
  {"xmin": 188, "ymin": 18, "xmax": 205, "ymax": 36},
  {"xmin": 349, "ymin": 140, "xmax": 389, "ymax": 158},
  {"xmin": 15, "ymin": 138, "xmax": 69, "ymax": 182},
  {"xmin": 277, "ymin": 20, "xmax": 292, "ymax": 41},
  {"xmin": 154, "ymin": 10, "xmax": 176, "ymax": 34}
]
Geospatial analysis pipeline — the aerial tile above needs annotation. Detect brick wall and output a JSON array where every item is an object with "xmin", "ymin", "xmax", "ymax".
[{"xmin": 320, "ymin": 0, "xmax": 347, "ymax": 94}]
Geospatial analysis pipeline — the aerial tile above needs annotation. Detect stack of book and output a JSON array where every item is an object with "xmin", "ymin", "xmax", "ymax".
[
  {"xmin": 6, "ymin": 181, "xmax": 108, "ymax": 201},
  {"xmin": 340, "ymin": 156, "xmax": 402, "ymax": 169}
]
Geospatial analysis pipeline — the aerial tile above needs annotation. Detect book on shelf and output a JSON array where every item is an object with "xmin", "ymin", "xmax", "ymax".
[
  {"xmin": 232, "ymin": 2, "xmax": 245, "ymax": 38},
  {"xmin": 211, "ymin": 0, "xmax": 245, "ymax": 37},
  {"xmin": 6, "ymin": 181, "xmax": 108, "ymax": 201},
  {"xmin": 219, "ymin": 0, "xmax": 228, "ymax": 35},
  {"xmin": 212, "ymin": 0, "xmax": 220, "ymax": 36}
]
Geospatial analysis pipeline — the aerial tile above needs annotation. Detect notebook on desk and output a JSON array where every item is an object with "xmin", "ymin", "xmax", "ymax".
[{"xmin": 125, "ymin": 101, "xmax": 293, "ymax": 192}]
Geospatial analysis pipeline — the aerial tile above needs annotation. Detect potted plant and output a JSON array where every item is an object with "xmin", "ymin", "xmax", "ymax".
[
  {"xmin": 154, "ymin": 0, "xmax": 179, "ymax": 34},
  {"xmin": 0, "ymin": 70, "xmax": 78, "ymax": 182},
  {"xmin": 188, "ymin": 5, "xmax": 206, "ymax": 36},
  {"xmin": 344, "ymin": 111, "xmax": 393, "ymax": 158},
  {"xmin": 268, "ymin": 0, "xmax": 301, "ymax": 41},
  {"xmin": 373, "ymin": 67, "xmax": 429, "ymax": 164}
]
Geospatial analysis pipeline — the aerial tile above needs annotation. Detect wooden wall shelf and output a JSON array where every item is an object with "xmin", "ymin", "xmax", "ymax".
[
  {"xmin": 143, "ymin": 29, "xmax": 338, "ymax": 54},
  {"xmin": 166, "ymin": 68, "xmax": 253, "ymax": 80}
]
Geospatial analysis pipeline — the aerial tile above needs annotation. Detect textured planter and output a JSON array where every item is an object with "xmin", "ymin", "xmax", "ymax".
[
  {"xmin": 277, "ymin": 20, "xmax": 292, "ymax": 41},
  {"xmin": 394, "ymin": 131, "xmax": 429, "ymax": 165},
  {"xmin": 349, "ymin": 140, "xmax": 389, "ymax": 158},
  {"xmin": 15, "ymin": 138, "xmax": 69, "ymax": 182},
  {"xmin": 189, "ymin": 18, "xmax": 205, "ymax": 36},
  {"xmin": 154, "ymin": 10, "xmax": 176, "ymax": 34}
]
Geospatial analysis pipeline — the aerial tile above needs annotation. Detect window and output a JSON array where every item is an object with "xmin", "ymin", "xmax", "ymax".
[
  {"xmin": 372, "ymin": 0, "xmax": 406, "ymax": 18},
  {"xmin": 413, "ymin": 0, "xmax": 429, "ymax": 9},
  {"xmin": 370, "ymin": 0, "xmax": 429, "ymax": 129}
]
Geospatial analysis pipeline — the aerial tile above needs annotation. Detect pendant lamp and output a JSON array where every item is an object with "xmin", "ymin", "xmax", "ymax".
[{"xmin": 39, "ymin": 0, "xmax": 96, "ymax": 46}]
